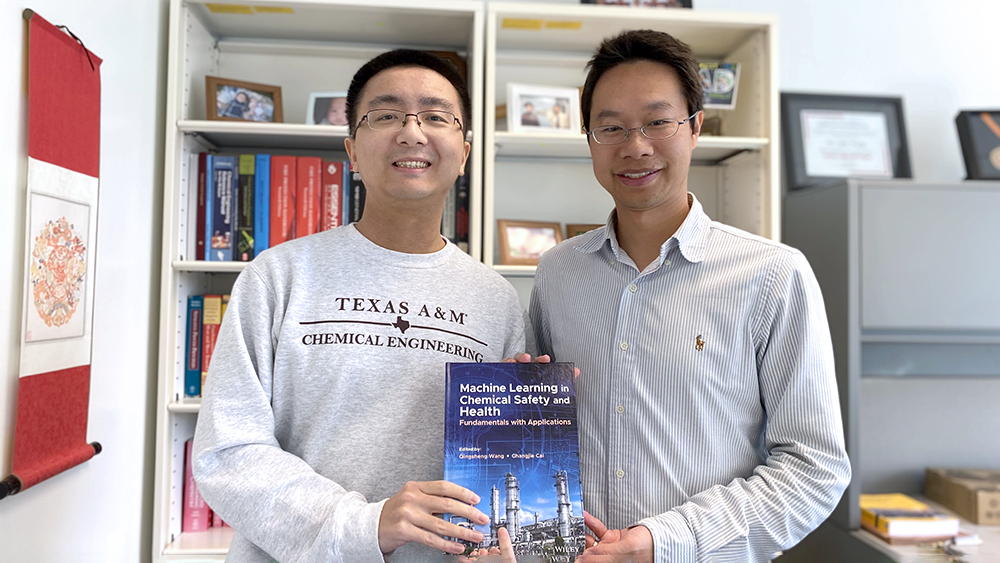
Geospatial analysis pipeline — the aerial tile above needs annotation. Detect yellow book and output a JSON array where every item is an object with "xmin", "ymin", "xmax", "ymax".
[{"xmin": 859, "ymin": 493, "xmax": 959, "ymax": 539}]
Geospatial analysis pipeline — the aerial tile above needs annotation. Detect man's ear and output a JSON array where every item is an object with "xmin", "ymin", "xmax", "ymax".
[{"xmin": 344, "ymin": 136, "xmax": 358, "ymax": 173}]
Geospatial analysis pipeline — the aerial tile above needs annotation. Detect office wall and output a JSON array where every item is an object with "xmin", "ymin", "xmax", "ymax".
[{"xmin": 0, "ymin": 0, "xmax": 167, "ymax": 561}]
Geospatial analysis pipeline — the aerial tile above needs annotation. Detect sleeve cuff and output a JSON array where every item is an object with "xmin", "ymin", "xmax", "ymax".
[
  {"xmin": 329, "ymin": 494, "xmax": 388, "ymax": 563},
  {"xmin": 638, "ymin": 511, "xmax": 697, "ymax": 563}
]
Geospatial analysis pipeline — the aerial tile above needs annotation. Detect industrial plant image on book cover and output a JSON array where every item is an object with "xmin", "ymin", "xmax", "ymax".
[{"xmin": 444, "ymin": 362, "xmax": 584, "ymax": 562}]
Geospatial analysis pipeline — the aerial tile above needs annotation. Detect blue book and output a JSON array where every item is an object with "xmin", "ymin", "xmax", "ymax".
[
  {"xmin": 341, "ymin": 162, "xmax": 351, "ymax": 226},
  {"xmin": 254, "ymin": 154, "xmax": 270, "ymax": 257},
  {"xmin": 203, "ymin": 154, "xmax": 213, "ymax": 260},
  {"xmin": 184, "ymin": 295, "xmax": 204, "ymax": 397},
  {"xmin": 443, "ymin": 362, "xmax": 585, "ymax": 560},
  {"xmin": 209, "ymin": 155, "xmax": 238, "ymax": 261}
]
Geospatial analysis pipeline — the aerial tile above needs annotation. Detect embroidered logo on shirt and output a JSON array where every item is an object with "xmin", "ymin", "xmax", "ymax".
[{"xmin": 695, "ymin": 334, "xmax": 706, "ymax": 351}]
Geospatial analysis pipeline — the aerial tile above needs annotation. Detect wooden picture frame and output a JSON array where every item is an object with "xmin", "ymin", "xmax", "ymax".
[
  {"xmin": 565, "ymin": 223, "xmax": 604, "ymax": 238},
  {"xmin": 497, "ymin": 220, "xmax": 563, "ymax": 266},
  {"xmin": 781, "ymin": 92, "xmax": 911, "ymax": 191},
  {"xmin": 206, "ymin": 76, "xmax": 283, "ymax": 123}
]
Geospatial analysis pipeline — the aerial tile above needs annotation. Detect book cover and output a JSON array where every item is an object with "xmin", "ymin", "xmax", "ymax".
[
  {"xmin": 209, "ymin": 155, "xmax": 237, "ymax": 261},
  {"xmin": 202, "ymin": 153, "xmax": 213, "ymax": 260},
  {"xmin": 254, "ymin": 154, "xmax": 270, "ymax": 258},
  {"xmin": 269, "ymin": 155, "xmax": 296, "ymax": 247},
  {"xmin": 444, "ymin": 362, "xmax": 585, "ymax": 562},
  {"xmin": 184, "ymin": 295, "xmax": 203, "ymax": 397},
  {"xmin": 201, "ymin": 295, "xmax": 223, "ymax": 392},
  {"xmin": 296, "ymin": 156, "xmax": 322, "ymax": 238},
  {"xmin": 860, "ymin": 493, "xmax": 959, "ymax": 539},
  {"xmin": 185, "ymin": 153, "xmax": 200, "ymax": 261},
  {"xmin": 320, "ymin": 160, "xmax": 342, "ymax": 231},
  {"xmin": 182, "ymin": 438, "xmax": 210, "ymax": 532},
  {"xmin": 236, "ymin": 154, "xmax": 255, "ymax": 261},
  {"xmin": 348, "ymin": 166, "xmax": 366, "ymax": 223}
]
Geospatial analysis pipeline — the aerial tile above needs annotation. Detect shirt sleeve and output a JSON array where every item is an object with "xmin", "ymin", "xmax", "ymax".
[
  {"xmin": 639, "ymin": 250, "xmax": 851, "ymax": 563},
  {"xmin": 191, "ymin": 265, "xmax": 387, "ymax": 563}
]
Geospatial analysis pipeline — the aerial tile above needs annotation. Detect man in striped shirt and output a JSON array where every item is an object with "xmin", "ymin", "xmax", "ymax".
[{"xmin": 529, "ymin": 30, "xmax": 851, "ymax": 562}]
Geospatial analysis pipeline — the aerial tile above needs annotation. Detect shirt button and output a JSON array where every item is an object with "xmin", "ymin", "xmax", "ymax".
[
  {"xmin": 628, "ymin": 284, "xmax": 637, "ymax": 293},
  {"xmin": 615, "ymin": 405, "xmax": 625, "ymax": 414},
  {"xmin": 619, "ymin": 341, "xmax": 628, "ymax": 351},
  {"xmin": 664, "ymin": 259, "xmax": 671, "ymax": 266},
  {"xmin": 616, "ymin": 469, "xmax": 625, "ymax": 479}
]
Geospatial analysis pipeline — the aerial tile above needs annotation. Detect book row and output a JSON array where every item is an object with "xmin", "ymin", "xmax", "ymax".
[
  {"xmin": 186, "ymin": 153, "xmax": 470, "ymax": 261},
  {"xmin": 184, "ymin": 294, "xmax": 230, "ymax": 398},
  {"xmin": 183, "ymin": 438, "xmax": 229, "ymax": 533}
]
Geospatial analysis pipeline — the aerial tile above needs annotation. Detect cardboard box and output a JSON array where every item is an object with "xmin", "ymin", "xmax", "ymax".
[{"xmin": 926, "ymin": 468, "xmax": 1000, "ymax": 525}]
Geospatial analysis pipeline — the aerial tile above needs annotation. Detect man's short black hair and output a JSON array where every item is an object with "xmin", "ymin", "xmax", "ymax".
[
  {"xmin": 581, "ymin": 29, "xmax": 703, "ymax": 134},
  {"xmin": 346, "ymin": 49, "xmax": 470, "ymax": 138}
]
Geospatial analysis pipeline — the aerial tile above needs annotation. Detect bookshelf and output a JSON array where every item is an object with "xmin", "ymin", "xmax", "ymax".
[
  {"xmin": 481, "ymin": 2, "xmax": 779, "ymax": 286},
  {"xmin": 151, "ymin": 0, "xmax": 484, "ymax": 560}
]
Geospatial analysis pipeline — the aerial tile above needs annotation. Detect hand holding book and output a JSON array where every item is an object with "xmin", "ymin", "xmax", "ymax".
[{"xmin": 378, "ymin": 480, "xmax": 489, "ymax": 555}]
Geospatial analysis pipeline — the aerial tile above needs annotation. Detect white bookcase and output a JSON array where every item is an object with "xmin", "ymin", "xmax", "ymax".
[
  {"xmin": 482, "ymin": 2, "xmax": 779, "ymax": 287},
  {"xmin": 151, "ymin": 0, "xmax": 484, "ymax": 560}
]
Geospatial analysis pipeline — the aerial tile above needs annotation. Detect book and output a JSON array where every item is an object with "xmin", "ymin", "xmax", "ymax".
[
  {"xmin": 347, "ymin": 165, "xmax": 366, "ymax": 223},
  {"xmin": 859, "ymin": 493, "xmax": 959, "ymax": 541},
  {"xmin": 185, "ymin": 152, "xmax": 200, "ymax": 261},
  {"xmin": 201, "ymin": 295, "xmax": 223, "ymax": 392},
  {"xmin": 454, "ymin": 174, "xmax": 470, "ymax": 253},
  {"xmin": 235, "ymin": 154, "xmax": 255, "ymax": 261},
  {"xmin": 269, "ymin": 155, "xmax": 296, "ymax": 247},
  {"xmin": 201, "ymin": 153, "xmax": 213, "ymax": 260},
  {"xmin": 295, "ymin": 156, "xmax": 322, "ymax": 238},
  {"xmin": 253, "ymin": 154, "xmax": 270, "ymax": 258},
  {"xmin": 182, "ymin": 438, "xmax": 210, "ymax": 532},
  {"xmin": 184, "ymin": 295, "xmax": 204, "ymax": 397},
  {"xmin": 320, "ymin": 160, "xmax": 342, "ymax": 231},
  {"xmin": 443, "ymin": 362, "xmax": 585, "ymax": 562},
  {"xmin": 441, "ymin": 178, "xmax": 456, "ymax": 242},
  {"xmin": 209, "ymin": 156, "xmax": 237, "ymax": 261},
  {"xmin": 926, "ymin": 467, "xmax": 1000, "ymax": 525}
]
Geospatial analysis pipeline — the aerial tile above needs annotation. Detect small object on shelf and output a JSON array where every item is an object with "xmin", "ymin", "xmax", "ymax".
[
  {"xmin": 926, "ymin": 467, "xmax": 1000, "ymax": 525},
  {"xmin": 955, "ymin": 110, "xmax": 1000, "ymax": 180},
  {"xmin": 507, "ymin": 83, "xmax": 581, "ymax": 134},
  {"xmin": 497, "ymin": 219, "xmax": 563, "ymax": 266},
  {"xmin": 701, "ymin": 115, "xmax": 722, "ymax": 136},
  {"xmin": 780, "ymin": 92, "xmax": 911, "ymax": 191},
  {"xmin": 306, "ymin": 91, "xmax": 347, "ymax": 125},
  {"xmin": 699, "ymin": 62, "xmax": 740, "ymax": 110},
  {"xmin": 859, "ymin": 493, "xmax": 960, "ymax": 543},
  {"xmin": 205, "ymin": 76, "xmax": 283, "ymax": 123}
]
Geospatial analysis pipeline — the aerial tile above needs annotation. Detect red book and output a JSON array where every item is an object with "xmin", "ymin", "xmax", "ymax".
[
  {"xmin": 182, "ymin": 439, "xmax": 210, "ymax": 532},
  {"xmin": 269, "ymin": 155, "xmax": 296, "ymax": 247},
  {"xmin": 200, "ymin": 295, "xmax": 223, "ymax": 392},
  {"xmin": 296, "ymin": 156, "xmax": 322, "ymax": 238},
  {"xmin": 320, "ymin": 160, "xmax": 342, "ymax": 231}
]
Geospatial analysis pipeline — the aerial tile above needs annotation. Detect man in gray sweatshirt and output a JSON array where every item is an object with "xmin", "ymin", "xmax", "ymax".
[{"xmin": 193, "ymin": 50, "xmax": 529, "ymax": 563}]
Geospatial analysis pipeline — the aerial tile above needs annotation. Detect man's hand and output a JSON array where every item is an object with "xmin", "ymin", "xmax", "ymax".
[
  {"xmin": 378, "ymin": 480, "xmax": 488, "ymax": 555},
  {"xmin": 505, "ymin": 353, "xmax": 581, "ymax": 378},
  {"xmin": 577, "ymin": 510, "xmax": 654, "ymax": 563},
  {"xmin": 459, "ymin": 525, "xmax": 515, "ymax": 563}
]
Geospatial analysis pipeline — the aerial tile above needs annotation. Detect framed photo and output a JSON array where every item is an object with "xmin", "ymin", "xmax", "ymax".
[
  {"xmin": 307, "ymin": 91, "xmax": 348, "ymax": 126},
  {"xmin": 955, "ymin": 110, "xmax": 1000, "ymax": 180},
  {"xmin": 565, "ymin": 223, "xmax": 604, "ymax": 238},
  {"xmin": 497, "ymin": 220, "xmax": 563, "ymax": 266},
  {"xmin": 699, "ymin": 62, "xmax": 740, "ymax": 110},
  {"xmin": 507, "ymin": 84, "xmax": 581, "ymax": 134},
  {"xmin": 206, "ymin": 76, "xmax": 283, "ymax": 123},
  {"xmin": 781, "ymin": 93, "xmax": 911, "ymax": 191}
]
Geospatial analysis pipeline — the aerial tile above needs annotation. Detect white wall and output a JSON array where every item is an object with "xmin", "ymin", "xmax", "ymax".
[{"xmin": 0, "ymin": 1, "xmax": 167, "ymax": 561}]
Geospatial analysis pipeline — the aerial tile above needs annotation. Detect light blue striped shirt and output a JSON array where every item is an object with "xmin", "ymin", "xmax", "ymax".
[{"xmin": 529, "ymin": 194, "xmax": 850, "ymax": 562}]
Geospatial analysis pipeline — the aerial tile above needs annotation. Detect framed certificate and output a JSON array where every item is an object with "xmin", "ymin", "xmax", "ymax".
[{"xmin": 781, "ymin": 93, "xmax": 911, "ymax": 191}]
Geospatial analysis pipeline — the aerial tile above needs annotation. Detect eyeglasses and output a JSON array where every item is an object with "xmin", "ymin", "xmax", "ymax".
[
  {"xmin": 359, "ymin": 109, "xmax": 462, "ymax": 132},
  {"xmin": 587, "ymin": 112, "xmax": 701, "ymax": 145}
]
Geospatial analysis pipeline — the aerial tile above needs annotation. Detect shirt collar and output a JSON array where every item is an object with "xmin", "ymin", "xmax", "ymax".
[{"xmin": 573, "ymin": 193, "xmax": 711, "ymax": 264}]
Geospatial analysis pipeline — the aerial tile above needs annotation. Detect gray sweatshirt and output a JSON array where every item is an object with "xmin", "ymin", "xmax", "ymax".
[{"xmin": 193, "ymin": 225, "xmax": 529, "ymax": 562}]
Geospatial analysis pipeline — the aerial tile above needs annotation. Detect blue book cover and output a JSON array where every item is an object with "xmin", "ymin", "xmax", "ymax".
[
  {"xmin": 184, "ymin": 295, "xmax": 204, "ymax": 397},
  {"xmin": 210, "ymin": 155, "xmax": 237, "ymax": 261},
  {"xmin": 203, "ymin": 153, "xmax": 213, "ymax": 260},
  {"xmin": 444, "ymin": 362, "xmax": 585, "ymax": 561},
  {"xmin": 254, "ymin": 154, "xmax": 270, "ymax": 257}
]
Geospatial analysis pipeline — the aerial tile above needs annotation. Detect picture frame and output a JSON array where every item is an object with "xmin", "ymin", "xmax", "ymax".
[
  {"xmin": 781, "ymin": 93, "xmax": 911, "ymax": 191},
  {"xmin": 307, "ymin": 91, "xmax": 348, "ymax": 126},
  {"xmin": 565, "ymin": 223, "xmax": 604, "ymax": 238},
  {"xmin": 955, "ymin": 110, "xmax": 1000, "ymax": 180},
  {"xmin": 507, "ymin": 84, "xmax": 581, "ymax": 134},
  {"xmin": 699, "ymin": 62, "xmax": 740, "ymax": 110},
  {"xmin": 497, "ymin": 220, "xmax": 563, "ymax": 266},
  {"xmin": 206, "ymin": 76, "xmax": 283, "ymax": 123}
]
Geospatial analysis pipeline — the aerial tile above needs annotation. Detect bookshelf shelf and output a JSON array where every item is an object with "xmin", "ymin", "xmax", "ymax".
[
  {"xmin": 494, "ymin": 131, "xmax": 767, "ymax": 163},
  {"xmin": 167, "ymin": 400, "xmax": 201, "ymax": 414},
  {"xmin": 172, "ymin": 261, "xmax": 248, "ymax": 273},
  {"xmin": 163, "ymin": 527, "xmax": 234, "ymax": 557},
  {"xmin": 177, "ymin": 120, "xmax": 349, "ymax": 151}
]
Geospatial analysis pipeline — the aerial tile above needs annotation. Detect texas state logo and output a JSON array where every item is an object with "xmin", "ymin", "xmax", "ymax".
[{"xmin": 30, "ymin": 216, "xmax": 87, "ymax": 328}]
